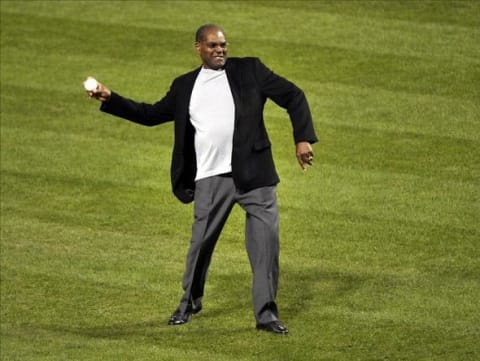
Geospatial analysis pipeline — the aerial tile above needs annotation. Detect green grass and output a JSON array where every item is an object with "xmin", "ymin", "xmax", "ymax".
[{"xmin": 1, "ymin": 1, "xmax": 479, "ymax": 360}]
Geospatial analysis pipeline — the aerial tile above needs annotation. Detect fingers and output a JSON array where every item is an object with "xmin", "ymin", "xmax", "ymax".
[
  {"xmin": 297, "ymin": 152, "xmax": 314, "ymax": 171},
  {"xmin": 85, "ymin": 82, "xmax": 111, "ymax": 102},
  {"xmin": 86, "ymin": 88, "xmax": 102, "ymax": 101},
  {"xmin": 296, "ymin": 141, "xmax": 314, "ymax": 171}
]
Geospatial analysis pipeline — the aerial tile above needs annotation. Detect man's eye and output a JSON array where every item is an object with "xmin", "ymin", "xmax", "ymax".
[{"xmin": 207, "ymin": 42, "xmax": 228, "ymax": 49}]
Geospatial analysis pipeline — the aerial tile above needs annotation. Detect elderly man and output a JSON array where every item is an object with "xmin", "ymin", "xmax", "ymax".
[{"xmin": 86, "ymin": 24, "xmax": 317, "ymax": 335}]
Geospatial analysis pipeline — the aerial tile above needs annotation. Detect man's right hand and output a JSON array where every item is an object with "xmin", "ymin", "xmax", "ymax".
[{"xmin": 86, "ymin": 81, "xmax": 111, "ymax": 102}]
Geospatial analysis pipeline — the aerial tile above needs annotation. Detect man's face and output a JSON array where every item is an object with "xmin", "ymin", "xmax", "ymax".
[{"xmin": 195, "ymin": 28, "xmax": 228, "ymax": 70}]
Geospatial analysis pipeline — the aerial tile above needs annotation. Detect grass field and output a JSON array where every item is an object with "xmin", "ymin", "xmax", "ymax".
[{"xmin": 1, "ymin": 1, "xmax": 479, "ymax": 360}]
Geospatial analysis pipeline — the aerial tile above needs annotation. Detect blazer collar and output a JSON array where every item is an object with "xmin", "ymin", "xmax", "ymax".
[{"xmin": 224, "ymin": 59, "xmax": 241, "ymax": 105}]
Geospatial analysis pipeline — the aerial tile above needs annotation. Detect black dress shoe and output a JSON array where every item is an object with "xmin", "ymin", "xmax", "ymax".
[
  {"xmin": 167, "ymin": 301, "xmax": 202, "ymax": 325},
  {"xmin": 167, "ymin": 308, "xmax": 189, "ymax": 325},
  {"xmin": 256, "ymin": 320, "xmax": 289, "ymax": 335}
]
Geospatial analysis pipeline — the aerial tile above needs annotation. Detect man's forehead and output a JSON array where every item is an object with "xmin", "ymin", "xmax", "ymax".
[{"xmin": 204, "ymin": 29, "xmax": 226, "ymax": 40}]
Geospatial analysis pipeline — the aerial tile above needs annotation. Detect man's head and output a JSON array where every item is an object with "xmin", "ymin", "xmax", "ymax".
[{"xmin": 195, "ymin": 24, "xmax": 228, "ymax": 70}]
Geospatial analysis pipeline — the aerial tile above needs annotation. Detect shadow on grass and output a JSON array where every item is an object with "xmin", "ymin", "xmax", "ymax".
[
  {"xmin": 39, "ymin": 266, "xmax": 366, "ymax": 341},
  {"xmin": 280, "ymin": 266, "xmax": 367, "ymax": 320},
  {"xmin": 41, "ymin": 318, "xmax": 255, "ymax": 342}
]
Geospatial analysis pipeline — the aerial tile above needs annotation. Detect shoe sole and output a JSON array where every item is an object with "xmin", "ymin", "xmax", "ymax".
[
  {"xmin": 167, "ymin": 306, "xmax": 202, "ymax": 326},
  {"xmin": 256, "ymin": 324, "xmax": 289, "ymax": 335}
]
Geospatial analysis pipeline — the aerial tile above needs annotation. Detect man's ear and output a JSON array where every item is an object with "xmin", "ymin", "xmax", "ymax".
[{"xmin": 194, "ymin": 42, "xmax": 201, "ymax": 54}]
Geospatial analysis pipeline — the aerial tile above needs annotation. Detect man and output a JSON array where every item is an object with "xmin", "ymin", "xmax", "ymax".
[{"xmin": 86, "ymin": 24, "xmax": 317, "ymax": 335}]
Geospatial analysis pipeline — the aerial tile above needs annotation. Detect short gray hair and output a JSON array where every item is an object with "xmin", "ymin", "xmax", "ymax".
[{"xmin": 195, "ymin": 24, "xmax": 225, "ymax": 42}]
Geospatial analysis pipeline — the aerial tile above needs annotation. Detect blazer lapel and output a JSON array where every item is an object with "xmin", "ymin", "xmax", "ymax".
[
  {"xmin": 181, "ymin": 67, "xmax": 202, "ymax": 113},
  {"xmin": 173, "ymin": 66, "xmax": 201, "ymax": 138},
  {"xmin": 225, "ymin": 59, "xmax": 242, "ymax": 124}
]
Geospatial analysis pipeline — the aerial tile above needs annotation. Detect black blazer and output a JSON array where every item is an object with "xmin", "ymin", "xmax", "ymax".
[{"xmin": 101, "ymin": 57, "xmax": 318, "ymax": 203}]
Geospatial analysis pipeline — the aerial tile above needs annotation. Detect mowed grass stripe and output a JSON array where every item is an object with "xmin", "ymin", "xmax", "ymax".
[
  {"xmin": 304, "ymin": 82, "xmax": 479, "ymax": 141},
  {"xmin": 255, "ymin": 0, "xmax": 480, "ymax": 28},
  {"xmin": 1, "ymin": 215, "xmax": 183, "ymax": 289},
  {"xmin": 2, "ymin": 214, "xmax": 477, "ymax": 360},
  {"xmin": 3, "ymin": 110, "xmax": 476, "ymax": 236},
  {"xmin": 2, "ymin": 7, "xmax": 479, "ymax": 100},
  {"xmin": 4, "ymin": 1, "xmax": 479, "ymax": 60}
]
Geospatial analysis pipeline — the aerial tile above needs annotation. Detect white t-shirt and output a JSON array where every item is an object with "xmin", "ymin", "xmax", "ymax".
[{"xmin": 189, "ymin": 67, "xmax": 235, "ymax": 181}]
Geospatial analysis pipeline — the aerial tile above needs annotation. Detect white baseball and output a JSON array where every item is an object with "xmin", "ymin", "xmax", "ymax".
[{"xmin": 84, "ymin": 77, "xmax": 98, "ymax": 91}]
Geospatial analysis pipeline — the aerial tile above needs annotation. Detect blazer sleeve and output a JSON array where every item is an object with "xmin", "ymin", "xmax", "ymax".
[
  {"xmin": 253, "ymin": 58, "xmax": 318, "ymax": 144},
  {"xmin": 100, "ymin": 83, "xmax": 177, "ymax": 126}
]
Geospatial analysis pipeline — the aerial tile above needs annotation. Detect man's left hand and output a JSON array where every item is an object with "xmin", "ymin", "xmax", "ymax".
[{"xmin": 296, "ymin": 141, "xmax": 314, "ymax": 170}]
